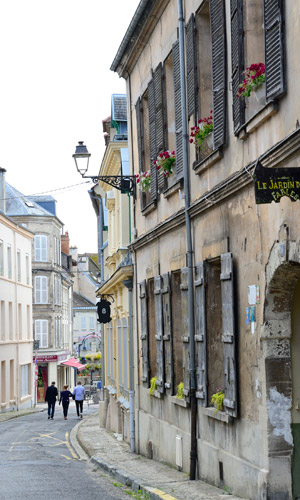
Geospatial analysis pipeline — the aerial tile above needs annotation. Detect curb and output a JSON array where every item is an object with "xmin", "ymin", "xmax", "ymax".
[
  {"xmin": 0, "ymin": 406, "xmax": 45, "ymax": 423},
  {"xmin": 75, "ymin": 417, "xmax": 179, "ymax": 500}
]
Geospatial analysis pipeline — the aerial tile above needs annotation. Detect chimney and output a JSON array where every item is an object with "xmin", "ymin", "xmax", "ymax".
[
  {"xmin": 0, "ymin": 168, "xmax": 6, "ymax": 213},
  {"xmin": 61, "ymin": 231, "xmax": 70, "ymax": 254}
]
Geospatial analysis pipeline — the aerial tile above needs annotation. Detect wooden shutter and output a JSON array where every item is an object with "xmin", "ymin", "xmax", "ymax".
[
  {"xmin": 210, "ymin": 0, "xmax": 227, "ymax": 148},
  {"xmin": 230, "ymin": 0, "xmax": 245, "ymax": 133},
  {"xmin": 220, "ymin": 253, "xmax": 237, "ymax": 418},
  {"xmin": 180, "ymin": 268, "xmax": 190, "ymax": 396},
  {"xmin": 135, "ymin": 97, "xmax": 144, "ymax": 172},
  {"xmin": 186, "ymin": 14, "xmax": 198, "ymax": 120},
  {"xmin": 195, "ymin": 262, "xmax": 207, "ymax": 406},
  {"xmin": 172, "ymin": 40, "xmax": 183, "ymax": 180},
  {"xmin": 264, "ymin": 0, "xmax": 286, "ymax": 101},
  {"xmin": 154, "ymin": 275, "xmax": 164, "ymax": 393},
  {"xmin": 154, "ymin": 63, "xmax": 167, "ymax": 193},
  {"xmin": 162, "ymin": 273, "xmax": 173, "ymax": 393},
  {"xmin": 148, "ymin": 78, "xmax": 158, "ymax": 201},
  {"xmin": 140, "ymin": 280, "xmax": 149, "ymax": 386}
]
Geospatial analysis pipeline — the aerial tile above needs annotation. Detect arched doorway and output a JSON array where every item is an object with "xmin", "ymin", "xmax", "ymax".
[{"xmin": 262, "ymin": 251, "xmax": 300, "ymax": 499}]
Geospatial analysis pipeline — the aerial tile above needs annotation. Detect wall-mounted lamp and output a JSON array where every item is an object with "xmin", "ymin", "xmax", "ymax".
[{"xmin": 73, "ymin": 141, "xmax": 136, "ymax": 197}]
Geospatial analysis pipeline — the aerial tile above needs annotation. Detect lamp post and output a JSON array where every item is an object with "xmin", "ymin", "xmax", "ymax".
[{"xmin": 73, "ymin": 141, "xmax": 136, "ymax": 197}]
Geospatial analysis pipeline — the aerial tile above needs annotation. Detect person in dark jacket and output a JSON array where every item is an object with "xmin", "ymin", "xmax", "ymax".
[
  {"xmin": 45, "ymin": 381, "xmax": 58, "ymax": 420},
  {"xmin": 59, "ymin": 385, "xmax": 73, "ymax": 420}
]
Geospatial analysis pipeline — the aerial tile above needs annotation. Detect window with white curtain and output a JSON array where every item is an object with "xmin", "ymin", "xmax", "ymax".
[
  {"xmin": 81, "ymin": 316, "xmax": 86, "ymax": 330},
  {"xmin": 0, "ymin": 240, "xmax": 3, "ymax": 275},
  {"xmin": 35, "ymin": 276, "xmax": 48, "ymax": 304},
  {"xmin": 35, "ymin": 319, "xmax": 48, "ymax": 348},
  {"xmin": 7, "ymin": 244, "xmax": 12, "ymax": 279},
  {"xmin": 34, "ymin": 235, "xmax": 47, "ymax": 262}
]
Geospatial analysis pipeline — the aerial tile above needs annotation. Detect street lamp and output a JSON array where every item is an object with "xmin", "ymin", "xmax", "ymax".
[{"xmin": 73, "ymin": 141, "xmax": 136, "ymax": 197}]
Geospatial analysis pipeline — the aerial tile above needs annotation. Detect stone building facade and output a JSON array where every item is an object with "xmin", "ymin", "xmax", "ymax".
[{"xmin": 111, "ymin": 1, "xmax": 300, "ymax": 498}]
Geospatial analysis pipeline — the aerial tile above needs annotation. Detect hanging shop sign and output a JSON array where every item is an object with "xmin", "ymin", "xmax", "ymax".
[
  {"xmin": 97, "ymin": 298, "xmax": 112, "ymax": 324},
  {"xmin": 253, "ymin": 161, "xmax": 300, "ymax": 204}
]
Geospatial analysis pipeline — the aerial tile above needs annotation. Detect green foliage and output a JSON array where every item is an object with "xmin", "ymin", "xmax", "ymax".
[
  {"xmin": 175, "ymin": 382, "xmax": 184, "ymax": 400},
  {"xmin": 211, "ymin": 388, "xmax": 225, "ymax": 414},
  {"xmin": 149, "ymin": 376, "xmax": 157, "ymax": 396}
]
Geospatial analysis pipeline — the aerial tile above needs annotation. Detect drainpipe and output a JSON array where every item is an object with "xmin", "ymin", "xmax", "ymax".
[
  {"xmin": 123, "ymin": 277, "xmax": 135, "ymax": 453},
  {"xmin": 177, "ymin": 0, "xmax": 197, "ymax": 480}
]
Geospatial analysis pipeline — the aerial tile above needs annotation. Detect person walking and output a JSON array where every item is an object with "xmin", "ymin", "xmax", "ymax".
[
  {"xmin": 45, "ymin": 381, "xmax": 58, "ymax": 420},
  {"xmin": 59, "ymin": 385, "xmax": 73, "ymax": 420},
  {"xmin": 73, "ymin": 380, "xmax": 85, "ymax": 418}
]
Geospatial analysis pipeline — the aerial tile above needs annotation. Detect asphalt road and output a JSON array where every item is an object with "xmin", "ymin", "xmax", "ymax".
[{"xmin": 0, "ymin": 405, "xmax": 135, "ymax": 500}]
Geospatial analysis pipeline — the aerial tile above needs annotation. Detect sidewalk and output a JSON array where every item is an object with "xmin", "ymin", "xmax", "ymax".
[
  {"xmin": 74, "ymin": 412, "xmax": 247, "ymax": 500},
  {"xmin": 0, "ymin": 403, "xmax": 46, "ymax": 423}
]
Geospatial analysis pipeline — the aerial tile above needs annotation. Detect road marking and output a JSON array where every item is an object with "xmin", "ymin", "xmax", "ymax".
[
  {"xmin": 60, "ymin": 454, "xmax": 73, "ymax": 461},
  {"xmin": 65, "ymin": 432, "xmax": 78, "ymax": 459}
]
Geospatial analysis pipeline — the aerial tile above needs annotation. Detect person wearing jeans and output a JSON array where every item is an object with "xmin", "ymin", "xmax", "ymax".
[
  {"xmin": 73, "ymin": 381, "xmax": 85, "ymax": 418},
  {"xmin": 45, "ymin": 381, "xmax": 58, "ymax": 420}
]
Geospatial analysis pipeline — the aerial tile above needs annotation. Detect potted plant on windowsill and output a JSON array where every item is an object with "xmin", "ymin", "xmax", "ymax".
[
  {"xmin": 237, "ymin": 63, "xmax": 266, "ymax": 105},
  {"xmin": 136, "ymin": 170, "xmax": 151, "ymax": 192},
  {"xmin": 211, "ymin": 387, "xmax": 225, "ymax": 414},
  {"xmin": 154, "ymin": 150, "xmax": 176, "ymax": 178},
  {"xmin": 190, "ymin": 112, "xmax": 213, "ymax": 150}
]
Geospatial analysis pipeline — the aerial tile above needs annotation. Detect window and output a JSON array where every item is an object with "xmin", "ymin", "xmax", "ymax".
[
  {"xmin": 21, "ymin": 364, "xmax": 30, "ymax": 398},
  {"xmin": 106, "ymin": 322, "xmax": 113, "ymax": 384},
  {"xmin": 26, "ymin": 254, "xmax": 30, "ymax": 285},
  {"xmin": 171, "ymin": 271, "xmax": 183, "ymax": 392},
  {"xmin": 230, "ymin": 0, "xmax": 286, "ymax": 131},
  {"xmin": 35, "ymin": 276, "xmax": 48, "ymax": 304},
  {"xmin": 35, "ymin": 319, "xmax": 48, "ymax": 348},
  {"xmin": 0, "ymin": 240, "xmax": 3, "ymax": 275},
  {"xmin": 10, "ymin": 360, "xmax": 14, "ymax": 401},
  {"xmin": 1, "ymin": 301, "xmax": 5, "ymax": 341},
  {"xmin": 55, "ymin": 317, "xmax": 61, "ymax": 348},
  {"xmin": 122, "ymin": 318, "xmax": 128, "ymax": 394},
  {"xmin": 17, "ymin": 250, "xmax": 21, "ymax": 282},
  {"xmin": 9, "ymin": 302, "xmax": 13, "ymax": 340},
  {"xmin": 81, "ymin": 316, "xmax": 86, "ymax": 330},
  {"xmin": 54, "ymin": 237, "xmax": 61, "ymax": 265},
  {"xmin": 27, "ymin": 305, "xmax": 31, "ymax": 339},
  {"xmin": 89, "ymin": 316, "xmax": 95, "ymax": 330},
  {"xmin": 18, "ymin": 303, "xmax": 22, "ymax": 340},
  {"xmin": 34, "ymin": 235, "xmax": 47, "ymax": 262},
  {"xmin": 118, "ymin": 319, "xmax": 123, "ymax": 393},
  {"xmin": 7, "ymin": 244, "xmax": 12, "ymax": 279},
  {"xmin": 1, "ymin": 361, "xmax": 6, "ymax": 404},
  {"xmin": 195, "ymin": 253, "xmax": 237, "ymax": 417},
  {"xmin": 54, "ymin": 274, "xmax": 61, "ymax": 305}
]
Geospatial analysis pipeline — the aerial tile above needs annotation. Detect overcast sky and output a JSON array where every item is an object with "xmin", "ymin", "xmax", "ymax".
[{"xmin": 0, "ymin": 0, "xmax": 139, "ymax": 254}]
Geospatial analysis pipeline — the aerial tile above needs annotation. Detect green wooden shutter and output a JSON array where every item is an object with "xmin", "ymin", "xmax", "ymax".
[
  {"xmin": 195, "ymin": 262, "xmax": 207, "ymax": 406},
  {"xmin": 154, "ymin": 275, "xmax": 164, "ymax": 393},
  {"xmin": 264, "ymin": 0, "xmax": 286, "ymax": 101},
  {"xmin": 220, "ymin": 253, "xmax": 237, "ymax": 418},
  {"xmin": 172, "ymin": 40, "xmax": 184, "ymax": 180},
  {"xmin": 140, "ymin": 280, "xmax": 149, "ymax": 386},
  {"xmin": 210, "ymin": 0, "xmax": 227, "ymax": 148},
  {"xmin": 230, "ymin": 0, "xmax": 245, "ymax": 133},
  {"xmin": 148, "ymin": 78, "xmax": 158, "ymax": 201},
  {"xmin": 186, "ymin": 14, "xmax": 198, "ymax": 120},
  {"xmin": 180, "ymin": 267, "xmax": 190, "ymax": 396},
  {"xmin": 135, "ymin": 97, "xmax": 144, "ymax": 172},
  {"xmin": 162, "ymin": 273, "xmax": 173, "ymax": 393}
]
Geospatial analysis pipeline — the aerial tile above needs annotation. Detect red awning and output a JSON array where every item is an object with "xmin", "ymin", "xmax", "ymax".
[{"xmin": 61, "ymin": 357, "xmax": 85, "ymax": 371}]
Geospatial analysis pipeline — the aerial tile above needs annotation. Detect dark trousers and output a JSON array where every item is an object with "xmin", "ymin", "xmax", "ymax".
[
  {"xmin": 47, "ymin": 401, "xmax": 56, "ymax": 418},
  {"xmin": 75, "ymin": 399, "xmax": 83, "ymax": 416},
  {"xmin": 62, "ymin": 401, "xmax": 69, "ymax": 417}
]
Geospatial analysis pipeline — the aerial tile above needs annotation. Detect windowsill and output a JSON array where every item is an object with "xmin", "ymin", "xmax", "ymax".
[
  {"xmin": 171, "ymin": 396, "xmax": 189, "ymax": 408},
  {"xmin": 1, "ymin": 403, "xmax": 7, "ymax": 408},
  {"xmin": 200, "ymin": 406, "xmax": 234, "ymax": 423},
  {"xmin": 163, "ymin": 179, "xmax": 183, "ymax": 199},
  {"xmin": 141, "ymin": 200, "xmax": 157, "ymax": 216},
  {"xmin": 9, "ymin": 400, "xmax": 16, "ymax": 405},
  {"xmin": 193, "ymin": 147, "xmax": 223, "ymax": 176},
  {"xmin": 20, "ymin": 395, "xmax": 31, "ymax": 403},
  {"xmin": 150, "ymin": 390, "xmax": 163, "ymax": 399},
  {"xmin": 238, "ymin": 101, "xmax": 279, "ymax": 140}
]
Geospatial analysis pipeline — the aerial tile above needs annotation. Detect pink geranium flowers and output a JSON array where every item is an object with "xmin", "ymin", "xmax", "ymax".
[
  {"xmin": 136, "ymin": 171, "xmax": 151, "ymax": 192},
  {"xmin": 154, "ymin": 150, "xmax": 176, "ymax": 177},
  {"xmin": 190, "ymin": 112, "xmax": 213, "ymax": 149},
  {"xmin": 237, "ymin": 63, "xmax": 265, "ymax": 98}
]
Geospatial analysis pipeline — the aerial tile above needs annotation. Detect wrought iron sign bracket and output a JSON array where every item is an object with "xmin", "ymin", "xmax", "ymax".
[{"xmin": 84, "ymin": 174, "xmax": 136, "ymax": 197}]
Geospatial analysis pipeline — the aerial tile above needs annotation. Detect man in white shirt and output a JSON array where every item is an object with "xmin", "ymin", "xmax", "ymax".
[{"xmin": 73, "ymin": 381, "xmax": 85, "ymax": 418}]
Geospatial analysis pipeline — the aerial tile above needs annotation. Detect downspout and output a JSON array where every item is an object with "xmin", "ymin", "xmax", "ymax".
[{"xmin": 177, "ymin": 0, "xmax": 197, "ymax": 480}]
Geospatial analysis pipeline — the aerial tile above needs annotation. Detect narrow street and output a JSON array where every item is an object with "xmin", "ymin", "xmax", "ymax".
[{"xmin": 0, "ymin": 406, "xmax": 134, "ymax": 500}]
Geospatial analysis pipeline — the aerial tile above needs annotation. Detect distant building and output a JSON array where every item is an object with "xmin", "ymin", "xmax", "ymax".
[
  {"xmin": 4, "ymin": 172, "xmax": 74, "ymax": 401},
  {"xmin": 0, "ymin": 172, "xmax": 34, "ymax": 411}
]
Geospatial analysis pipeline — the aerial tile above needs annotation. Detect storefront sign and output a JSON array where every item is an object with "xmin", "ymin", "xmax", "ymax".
[
  {"xmin": 33, "ymin": 351, "xmax": 70, "ymax": 363},
  {"xmin": 253, "ymin": 161, "xmax": 300, "ymax": 204}
]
